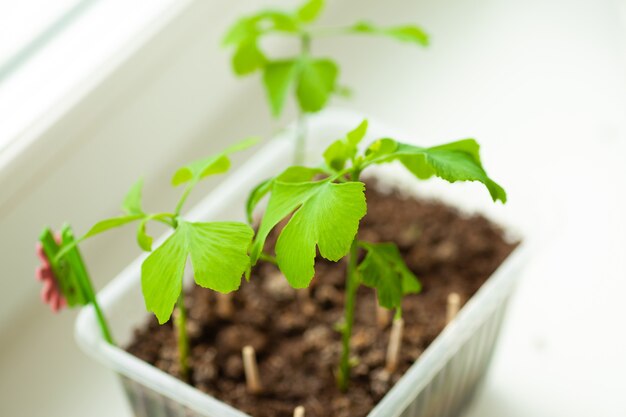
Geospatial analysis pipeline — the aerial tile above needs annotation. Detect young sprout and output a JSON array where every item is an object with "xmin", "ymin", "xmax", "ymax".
[
  {"xmin": 247, "ymin": 120, "xmax": 506, "ymax": 391},
  {"xmin": 49, "ymin": 139, "xmax": 257, "ymax": 380},
  {"xmin": 223, "ymin": 0, "xmax": 429, "ymax": 164}
]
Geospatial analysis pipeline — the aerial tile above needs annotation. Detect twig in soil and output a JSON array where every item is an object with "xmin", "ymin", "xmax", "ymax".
[
  {"xmin": 446, "ymin": 292, "xmax": 461, "ymax": 325},
  {"xmin": 216, "ymin": 293, "xmax": 234, "ymax": 319},
  {"xmin": 242, "ymin": 345, "xmax": 263, "ymax": 394},
  {"xmin": 293, "ymin": 405, "xmax": 305, "ymax": 417},
  {"xmin": 376, "ymin": 297, "xmax": 391, "ymax": 329},
  {"xmin": 385, "ymin": 317, "xmax": 404, "ymax": 373}
]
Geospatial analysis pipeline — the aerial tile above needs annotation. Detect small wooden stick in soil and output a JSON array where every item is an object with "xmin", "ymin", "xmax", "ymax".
[
  {"xmin": 216, "ymin": 292, "xmax": 234, "ymax": 319},
  {"xmin": 293, "ymin": 406, "xmax": 305, "ymax": 417},
  {"xmin": 385, "ymin": 317, "xmax": 404, "ymax": 373},
  {"xmin": 376, "ymin": 297, "xmax": 391, "ymax": 329},
  {"xmin": 446, "ymin": 292, "xmax": 461, "ymax": 325},
  {"xmin": 242, "ymin": 345, "xmax": 262, "ymax": 394}
]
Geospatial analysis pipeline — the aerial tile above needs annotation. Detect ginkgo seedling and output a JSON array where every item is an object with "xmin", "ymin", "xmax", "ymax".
[
  {"xmin": 247, "ymin": 120, "xmax": 506, "ymax": 391},
  {"xmin": 51, "ymin": 139, "xmax": 257, "ymax": 380},
  {"xmin": 223, "ymin": 0, "xmax": 429, "ymax": 164}
]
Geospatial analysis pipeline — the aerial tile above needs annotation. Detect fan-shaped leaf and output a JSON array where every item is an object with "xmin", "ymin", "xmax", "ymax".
[
  {"xmin": 142, "ymin": 221, "xmax": 253, "ymax": 324},
  {"xmin": 263, "ymin": 60, "xmax": 298, "ymax": 116},
  {"xmin": 350, "ymin": 21, "xmax": 429, "ymax": 46},
  {"xmin": 251, "ymin": 179, "xmax": 366, "ymax": 288},
  {"xmin": 358, "ymin": 242, "xmax": 421, "ymax": 309},
  {"xmin": 171, "ymin": 137, "xmax": 257, "ymax": 187},
  {"xmin": 296, "ymin": 58, "xmax": 338, "ymax": 112},
  {"xmin": 365, "ymin": 138, "xmax": 506, "ymax": 203}
]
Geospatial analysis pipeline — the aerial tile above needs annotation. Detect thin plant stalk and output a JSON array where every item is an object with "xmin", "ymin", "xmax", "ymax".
[
  {"xmin": 92, "ymin": 296, "xmax": 115, "ymax": 345},
  {"xmin": 337, "ymin": 168, "xmax": 362, "ymax": 391},
  {"xmin": 175, "ymin": 293, "xmax": 190, "ymax": 381},
  {"xmin": 294, "ymin": 109, "xmax": 307, "ymax": 165},
  {"xmin": 338, "ymin": 237, "xmax": 359, "ymax": 391},
  {"xmin": 73, "ymin": 252, "xmax": 116, "ymax": 345},
  {"xmin": 293, "ymin": 33, "xmax": 312, "ymax": 165}
]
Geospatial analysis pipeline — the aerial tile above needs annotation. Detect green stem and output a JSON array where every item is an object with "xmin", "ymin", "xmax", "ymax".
[
  {"xmin": 92, "ymin": 298, "xmax": 115, "ymax": 345},
  {"xmin": 174, "ymin": 183, "xmax": 194, "ymax": 217},
  {"xmin": 259, "ymin": 252, "xmax": 278, "ymax": 265},
  {"xmin": 338, "ymin": 237, "xmax": 359, "ymax": 391},
  {"xmin": 337, "ymin": 168, "xmax": 363, "ymax": 391},
  {"xmin": 58, "ymin": 231, "xmax": 115, "ymax": 346},
  {"xmin": 175, "ymin": 293, "xmax": 190, "ymax": 381},
  {"xmin": 152, "ymin": 212, "xmax": 177, "ymax": 228},
  {"xmin": 293, "ymin": 33, "xmax": 311, "ymax": 165},
  {"xmin": 75, "ymin": 264, "xmax": 115, "ymax": 345},
  {"xmin": 294, "ymin": 110, "xmax": 307, "ymax": 165},
  {"xmin": 301, "ymin": 31, "xmax": 311, "ymax": 57}
]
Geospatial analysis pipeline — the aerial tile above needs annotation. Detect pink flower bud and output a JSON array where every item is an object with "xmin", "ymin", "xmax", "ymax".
[{"xmin": 36, "ymin": 242, "xmax": 67, "ymax": 312}]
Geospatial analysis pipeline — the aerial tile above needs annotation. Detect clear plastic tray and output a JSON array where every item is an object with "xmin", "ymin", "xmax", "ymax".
[{"xmin": 75, "ymin": 109, "xmax": 528, "ymax": 417}]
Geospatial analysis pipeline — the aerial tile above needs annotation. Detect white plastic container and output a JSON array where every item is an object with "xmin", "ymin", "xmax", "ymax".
[{"xmin": 75, "ymin": 109, "xmax": 527, "ymax": 417}]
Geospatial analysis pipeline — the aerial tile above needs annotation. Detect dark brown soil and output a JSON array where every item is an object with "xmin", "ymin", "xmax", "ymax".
[{"xmin": 127, "ymin": 182, "xmax": 516, "ymax": 417}]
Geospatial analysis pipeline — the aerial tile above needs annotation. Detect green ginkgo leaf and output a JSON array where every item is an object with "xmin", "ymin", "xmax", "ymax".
[
  {"xmin": 296, "ymin": 58, "xmax": 339, "ymax": 113},
  {"xmin": 251, "ymin": 179, "xmax": 366, "ymax": 288},
  {"xmin": 136, "ymin": 218, "xmax": 153, "ymax": 252},
  {"xmin": 255, "ymin": 11, "xmax": 300, "ymax": 33},
  {"xmin": 263, "ymin": 59, "xmax": 299, "ymax": 116},
  {"xmin": 350, "ymin": 21, "xmax": 429, "ymax": 47},
  {"xmin": 297, "ymin": 0, "xmax": 325, "ymax": 22},
  {"xmin": 83, "ymin": 215, "xmax": 144, "ymax": 239},
  {"xmin": 365, "ymin": 138, "xmax": 506, "ymax": 203},
  {"xmin": 245, "ymin": 166, "xmax": 324, "ymax": 224},
  {"xmin": 323, "ymin": 119, "xmax": 368, "ymax": 171},
  {"xmin": 232, "ymin": 40, "xmax": 267, "ymax": 76},
  {"xmin": 122, "ymin": 179, "xmax": 145, "ymax": 216},
  {"xmin": 142, "ymin": 221, "xmax": 253, "ymax": 324},
  {"xmin": 223, "ymin": 11, "xmax": 298, "ymax": 49},
  {"xmin": 222, "ymin": 17, "xmax": 256, "ymax": 47},
  {"xmin": 171, "ymin": 137, "xmax": 258, "ymax": 187},
  {"xmin": 358, "ymin": 241, "xmax": 421, "ymax": 309}
]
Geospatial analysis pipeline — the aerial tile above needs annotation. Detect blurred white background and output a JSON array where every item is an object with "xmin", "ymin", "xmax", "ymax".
[{"xmin": 0, "ymin": 0, "xmax": 625, "ymax": 416}]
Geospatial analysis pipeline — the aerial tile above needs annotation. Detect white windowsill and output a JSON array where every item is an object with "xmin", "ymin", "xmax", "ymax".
[{"xmin": 0, "ymin": 0, "xmax": 189, "ymax": 200}]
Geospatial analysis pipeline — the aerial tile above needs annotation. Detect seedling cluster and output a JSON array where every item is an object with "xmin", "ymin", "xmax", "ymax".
[
  {"xmin": 35, "ymin": 0, "xmax": 508, "ymax": 414},
  {"xmin": 38, "ymin": 120, "xmax": 505, "ymax": 401},
  {"xmin": 223, "ymin": 0, "xmax": 429, "ymax": 163}
]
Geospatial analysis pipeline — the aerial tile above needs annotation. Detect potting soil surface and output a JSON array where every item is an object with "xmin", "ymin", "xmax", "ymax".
[{"xmin": 127, "ymin": 181, "xmax": 516, "ymax": 417}]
